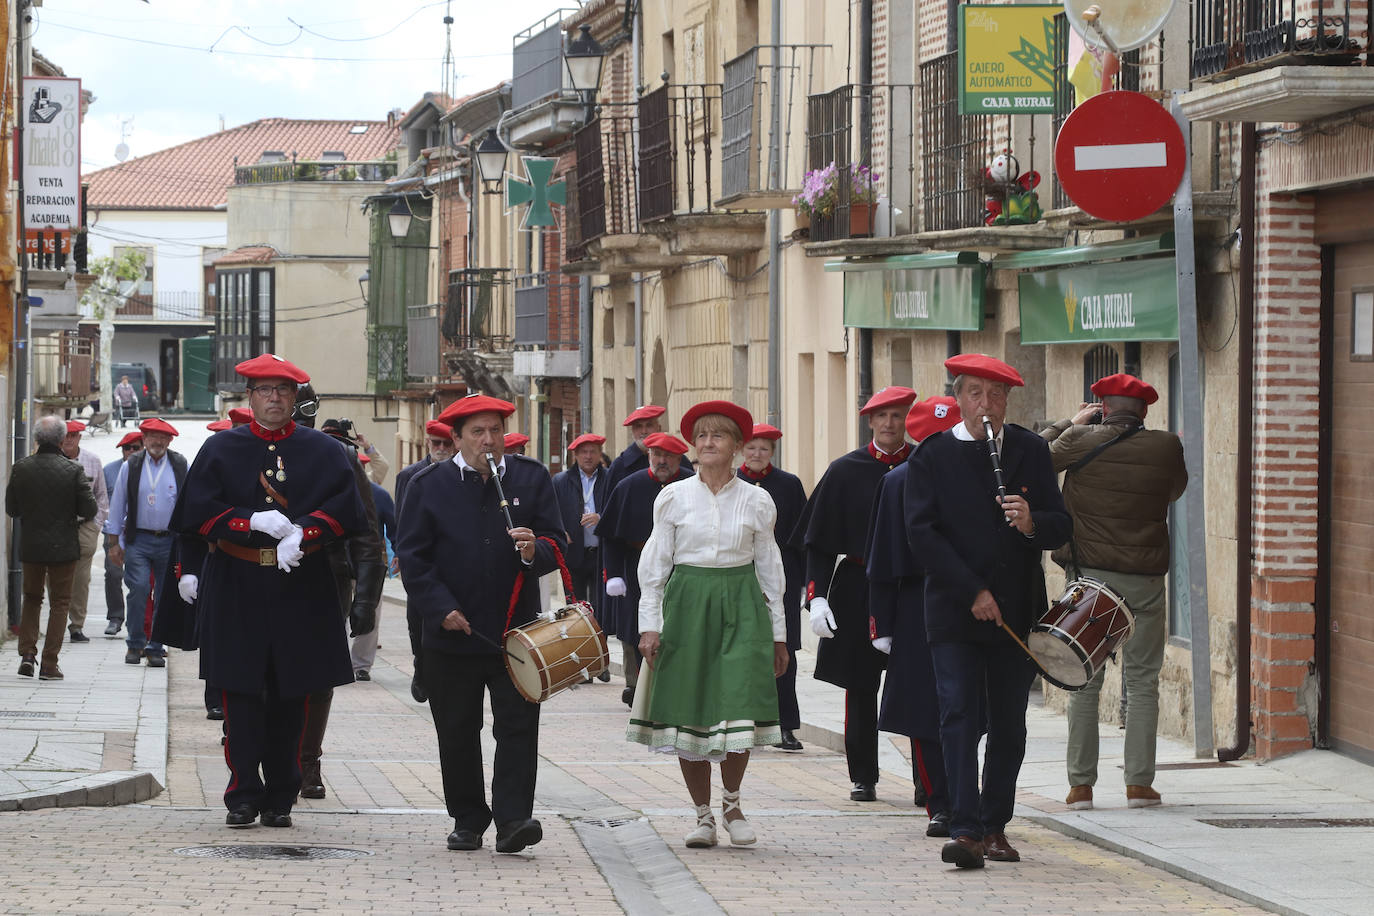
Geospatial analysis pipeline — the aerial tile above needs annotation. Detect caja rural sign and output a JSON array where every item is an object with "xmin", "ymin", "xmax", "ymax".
[
  {"xmin": 959, "ymin": 4, "xmax": 1060, "ymax": 115},
  {"xmin": 1018, "ymin": 256, "xmax": 1179, "ymax": 344}
]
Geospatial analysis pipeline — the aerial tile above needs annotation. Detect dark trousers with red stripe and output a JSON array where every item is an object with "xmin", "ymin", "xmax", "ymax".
[
  {"xmin": 221, "ymin": 688, "xmax": 308, "ymax": 815},
  {"xmin": 913, "ymin": 735, "xmax": 950, "ymax": 816},
  {"xmin": 845, "ymin": 664, "xmax": 883, "ymax": 786}
]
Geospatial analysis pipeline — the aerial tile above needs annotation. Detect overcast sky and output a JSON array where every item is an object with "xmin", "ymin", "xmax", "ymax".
[{"xmin": 31, "ymin": 0, "xmax": 568, "ymax": 174}]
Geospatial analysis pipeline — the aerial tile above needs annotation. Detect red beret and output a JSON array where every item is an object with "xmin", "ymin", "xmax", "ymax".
[
  {"xmin": 65, "ymin": 420, "xmax": 85, "ymax": 434},
  {"xmin": 358, "ymin": 452, "xmax": 371, "ymax": 464},
  {"xmin": 228, "ymin": 407, "xmax": 254, "ymax": 425},
  {"xmin": 860, "ymin": 386, "xmax": 918, "ymax": 416},
  {"xmin": 503, "ymin": 432, "xmax": 530, "ymax": 449},
  {"xmin": 679, "ymin": 400, "xmax": 753, "ymax": 444},
  {"xmin": 623, "ymin": 404, "xmax": 666, "ymax": 425},
  {"xmin": 906, "ymin": 396, "xmax": 962, "ymax": 443},
  {"xmin": 206, "ymin": 419, "xmax": 232, "ymax": 432},
  {"xmin": 748, "ymin": 423, "xmax": 782, "ymax": 441},
  {"xmin": 235, "ymin": 353, "xmax": 310, "ymax": 384},
  {"xmin": 644, "ymin": 432, "xmax": 689, "ymax": 455},
  {"xmin": 944, "ymin": 353, "xmax": 1024, "ymax": 388},
  {"xmin": 437, "ymin": 394, "xmax": 516, "ymax": 427},
  {"xmin": 568, "ymin": 433, "xmax": 606, "ymax": 451},
  {"xmin": 1091, "ymin": 372, "xmax": 1159, "ymax": 405},
  {"xmin": 425, "ymin": 420, "xmax": 453, "ymax": 438},
  {"xmin": 116, "ymin": 431, "xmax": 143, "ymax": 448},
  {"xmin": 138, "ymin": 417, "xmax": 179, "ymax": 437}
]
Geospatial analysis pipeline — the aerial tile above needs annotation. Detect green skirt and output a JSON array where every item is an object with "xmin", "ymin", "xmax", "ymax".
[{"xmin": 626, "ymin": 564, "xmax": 781, "ymax": 760}]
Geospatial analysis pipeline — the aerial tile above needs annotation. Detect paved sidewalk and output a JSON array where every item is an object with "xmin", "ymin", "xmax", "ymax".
[{"xmin": 4, "ymin": 574, "xmax": 1374, "ymax": 913}]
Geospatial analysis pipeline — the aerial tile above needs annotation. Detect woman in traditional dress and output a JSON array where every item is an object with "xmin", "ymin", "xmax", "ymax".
[{"xmin": 628, "ymin": 400, "xmax": 789, "ymax": 849}]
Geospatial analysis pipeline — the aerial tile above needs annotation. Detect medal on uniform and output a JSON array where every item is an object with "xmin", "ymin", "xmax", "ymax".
[{"xmin": 276, "ymin": 457, "xmax": 286, "ymax": 483}]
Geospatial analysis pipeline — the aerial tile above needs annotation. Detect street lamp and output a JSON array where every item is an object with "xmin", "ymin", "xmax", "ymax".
[
  {"xmin": 474, "ymin": 128, "xmax": 508, "ymax": 196},
  {"xmin": 387, "ymin": 198, "xmax": 413, "ymax": 240},
  {"xmin": 564, "ymin": 25, "xmax": 605, "ymax": 97}
]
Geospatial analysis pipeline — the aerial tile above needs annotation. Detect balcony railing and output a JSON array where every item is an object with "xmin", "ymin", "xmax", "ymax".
[
  {"xmin": 444, "ymin": 268, "xmax": 512, "ymax": 351},
  {"xmin": 1193, "ymin": 0, "xmax": 1368, "ymax": 79},
  {"xmin": 720, "ymin": 44, "xmax": 827, "ymax": 206},
  {"xmin": 638, "ymin": 83, "xmax": 722, "ymax": 223},
  {"xmin": 920, "ymin": 52, "xmax": 989, "ymax": 233},
  {"xmin": 115, "ymin": 290, "xmax": 214, "ymax": 322},
  {"xmin": 366, "ymin": 324, "xmax": 407, "ymax": 394},
  {"xmin": 570, "ymin": 104, "xmax": 640, "ymax": 261},
  {"xmin": 407, "ymin": 303, "xmax": 440, "ymax": 379},
  {"xmin": 512, "ymin": 9, "xmax": 578, "ymax": 109},
  {"xmin": 24, "ymin": 228, "xmax": 87, "ymax": 274},
  {"xmin": 233, "ymin": 159, "xmax": 397, "ymax": 186},
  {"xmin": 514, "ymin": 271, "xmax": 579, "ymax": 349},
  {"xmin": 32, "ymin": 331, "xmax": 94, "ymax": 403},
  {"xmin": 806, "ymin": 83, "xmax": 919, "ymax": 243}
]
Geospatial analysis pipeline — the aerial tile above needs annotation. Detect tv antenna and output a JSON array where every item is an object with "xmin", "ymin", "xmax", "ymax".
[{"xmin": 114, "ymin": 115, "xmax": 134, "ymax": 162}]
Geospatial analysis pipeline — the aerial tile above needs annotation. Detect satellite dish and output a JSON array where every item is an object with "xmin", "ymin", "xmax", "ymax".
[
  {"xmin": 115, "ymin": 143, "xmax": 129, "ymax": 162},
  {"xmin": 1063, "ymin": 0, "xmax": 1175, "ymax": 53}
]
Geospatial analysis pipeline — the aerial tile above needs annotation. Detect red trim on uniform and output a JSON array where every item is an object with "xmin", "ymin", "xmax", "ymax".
[
  {"xmin": 308, "ymin": 510, "xmax": 343, "ymax": 536},
  {"xmin": 250, "ymin": 419, "xmax": 296, "ymax": 442},
  {"xmin": 302, "ymin": 526, "xmax": 322, "ymax": 541},
  {"xmin": 222, "ymin": 689, "xmax": 239, "ymax": 799},
  {"xmin": 806, "ymin": 581, "xmax": 815, "ymax": 603},
  {"xmin": 867, "ymin": 441, "xmax": 911, "ymax": 466},
  {"xmin": 201, "ymin": 507, "xmax": 234, "ymax": 536},
  {"xmin": 644, "ymin": 468, "xmax": 657, "ymax": 481},
  {"xmin": 913, "ymin": 740, "xmax": 935, "ymax": 817},
  {"xmin": 228, "ymin": 517, "xmax": 250, "ymax": 532},
  {"xmin": 869, "ymin": 615, "xmax": 878, "ymax": 640},
  {"xmin": 739, "ymin": 464, "xmax": 773, "ymax": 481},
  {"xmin": 174, "ymin": 563, "xmax": 182, "ymax": 578}
]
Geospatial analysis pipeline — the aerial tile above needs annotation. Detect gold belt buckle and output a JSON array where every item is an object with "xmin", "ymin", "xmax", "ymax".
[{"xmin": 258, "ymin": 548, "xmax": 276, "ymax": 567}]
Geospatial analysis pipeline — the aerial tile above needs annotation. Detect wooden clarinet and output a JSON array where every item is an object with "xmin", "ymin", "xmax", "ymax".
[{"xmin": 485, "ymin": 452, "xmax": 517, "ymax": 531}]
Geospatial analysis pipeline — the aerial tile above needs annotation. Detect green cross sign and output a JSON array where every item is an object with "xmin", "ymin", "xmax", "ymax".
[{"xmin": 505, "ymin": 156, "xmax": 566, "ymax": 229}]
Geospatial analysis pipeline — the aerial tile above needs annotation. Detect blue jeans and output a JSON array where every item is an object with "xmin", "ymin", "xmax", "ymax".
[
  {"xmin": 930, "ymin": 640, "xmax": 1035, "ymax": 840},
  {"xmin": 123, "ymin": 535, "xmax": 171, "ymax": 652}
]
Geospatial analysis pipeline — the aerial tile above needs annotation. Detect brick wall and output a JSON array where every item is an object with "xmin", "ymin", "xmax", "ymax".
[{"xmin": 1249, "ymin": 179, "xmax": 1321, "ymax": 759}]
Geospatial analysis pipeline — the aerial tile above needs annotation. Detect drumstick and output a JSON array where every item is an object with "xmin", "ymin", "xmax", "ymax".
[
  {"xmin": 999, "ymin": 620, "xmax": 1052, "ymax": 680},
  {"xmin": 464, "ymin": 625, "xmax": 525, "ymax": 663}
]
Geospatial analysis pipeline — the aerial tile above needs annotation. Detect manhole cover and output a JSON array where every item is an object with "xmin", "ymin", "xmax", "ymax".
[
  {"xmin": 0, "ymin": 710, "xmax": 57, "ymax": 718},
  {"xmin": 1200, "ymin": 817, "xmax": 1374, "ymax": 829},
  {"xmin": 174, "ymin": 845, "xmax": 373, "ymax": 860}
]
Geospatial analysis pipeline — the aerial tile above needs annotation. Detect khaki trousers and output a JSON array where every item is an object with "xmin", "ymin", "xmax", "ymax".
[
  {"xmin": 67, "ymin": 520, "xmax": 101, "ymax": 630},
  {"xmin": 19, "ymin": 561, "xmax": 78, "ymax": 669}
]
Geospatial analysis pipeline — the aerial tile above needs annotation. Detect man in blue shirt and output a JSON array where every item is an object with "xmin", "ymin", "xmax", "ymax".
[
  {"xmin": 102, "ymin": 431, "xmax": 142, "ymax": 636},
  {"xmin": 105, "ymin": 418, "xmax": 186, "ymax": 666}
]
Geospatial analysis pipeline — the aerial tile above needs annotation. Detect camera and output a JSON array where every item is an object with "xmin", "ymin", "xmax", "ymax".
[
  {"xmin": 1088, "ymin": 409, "xmax": 1103, "ymax": 425},
  {"xmin": 337, "ymin": 418, "xmax": 354, "ymax": 434}
]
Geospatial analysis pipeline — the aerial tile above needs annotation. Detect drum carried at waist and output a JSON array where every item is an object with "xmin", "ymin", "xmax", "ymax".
[
  {"xmin": 504, "ymin": 602, "xmax": 610, "ymax": 703},
  {"xmin": 1028, "ymin": 577, "xmax": 1134, "ymax": 691}
]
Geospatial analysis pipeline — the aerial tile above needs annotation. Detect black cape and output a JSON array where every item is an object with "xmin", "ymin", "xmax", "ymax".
[
  {"xmin": 594, "ymin": 465, "xmax": 694, "ymax": 643},
  {"xmin": 606, "ymin": 441, "xmax": 693, "ymax": 496},
  {"xmin": 738, "ymin": 464, "xmax": 807, "ymax": 649}
]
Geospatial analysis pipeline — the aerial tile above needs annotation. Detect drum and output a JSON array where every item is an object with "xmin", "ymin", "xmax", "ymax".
[
  {"xmin": 1028, "ymin": 577, "xmax": 1134, "ymax": 691},
  {"xmin": 504, "ymin": 602, "xmax": 610, "ymax": 703}
]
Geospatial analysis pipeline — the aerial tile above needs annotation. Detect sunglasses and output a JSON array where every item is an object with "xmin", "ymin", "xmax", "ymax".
[{"xmin": 121, "ymin": 444, "xmax": 143, "ymax": 452}]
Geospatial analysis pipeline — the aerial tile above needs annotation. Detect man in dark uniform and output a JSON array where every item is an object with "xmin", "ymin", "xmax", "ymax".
[
  {"xmin": 905, "ymin": 354, "xmax": 1070, "ymax": 869},
  {"xmin": 397, "ymin": 394, "xmax": 566, "ymax": 854},
  {"xmin": 865, "ymin": 395, "xmax": 963, "ymax": 838},
  {"xmin": 503, "ymin": 432, "xmax": 530, "ymax": 455},
  {"xmin": 737, "ymin": 423, "xmax": 808, "ymax": 751},
  {"xmin": 795, "ymin": 386, "xmax": 916, "ymax": 801},
  {"xmin": 596, "ymin": 432, "xmax": 694, "ymax": 706},
  {"xmin": 605, "ymin": 405, "xmax": 694, "ymax": 493},
  {"xmin": 169, "ymin": 354, "xmax": 369, "ymax": 829},
  {"xmin": 553, "ymin": 432, "xmax": 613, "ymax": 684},
  {"xmin": 394, "ymin": 419, "xmax": 457, "ymax": 703}
]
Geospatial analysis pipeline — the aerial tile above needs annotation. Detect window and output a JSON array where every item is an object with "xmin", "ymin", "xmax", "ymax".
[
  {"xmin": 213, "ymin": 267, "xmax": 275, "ymax": 390},
  {"xmin": 259, "ymin": 150, "xmax": 286, "ymax": 163},
  {"xmin": 890, "ymin": 336, "xmax": 913, "ymax": 389},
  {"xmin": 1082, "ymin": 343, "xmax": 1119, "ymax": 401},
  {"xmin": 1353, "ymin": 289, "xmax": 1374, "ymax": 361},
  {"xmin": 321, "ymin": 150, "xmax": 347, "ymax": 161}
]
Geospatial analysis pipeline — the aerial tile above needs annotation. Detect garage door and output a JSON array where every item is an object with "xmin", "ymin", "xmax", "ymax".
[{"xmin": 1329, "ymin": 240, "xmax": 1374, "ymax": 759}]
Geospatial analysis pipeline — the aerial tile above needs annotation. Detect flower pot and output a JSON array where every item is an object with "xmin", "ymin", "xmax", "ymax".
[
  {"xmin": 792, "ymin": 210, "xmax": 811, "ymax": 240},
  {"xmin": 849, "ymin": 203, "xmax": 875, "ymax": 239}
]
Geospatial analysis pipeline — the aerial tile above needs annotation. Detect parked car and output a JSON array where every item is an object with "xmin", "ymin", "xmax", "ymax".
[{"xmin": 109, "ymin": 363, "xmax": 160, "ymax": 411}]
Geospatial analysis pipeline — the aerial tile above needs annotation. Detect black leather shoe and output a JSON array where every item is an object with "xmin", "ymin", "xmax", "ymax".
[
  {"xmin": 145, "ymin": 652, "xmax": 166, "ymax": 668},
  {"xmin": 621, "ymin": 686, "xmax": 635, "ymax": 707},
  {"xmin": 447, "ymin": 828, "xmax": 482, "ymax": 851},
  {"xmin": 774, "ymin": 729, "xmax": 803, "ymax": 751},
  {"xmin": 206, "ymin": 707, "xmax": 224, "ymax": 721},
  {"xmin": 597, "ymin": 669, "xmax": 611, "ymax": 682},
  {"xmin": 355, "ymin": 669, "xmax": 370, "ymax": 681},
  {"xmin": 125, "ymin": 648, "xmax": 142, "ymax": 665},
  {"xmin": 410, "ymin": 674, "xmax": 428, "ymax": 703},
  {"xmin": 926, "ymin": 811, "xmax": 951, "ymax": 838},
  {"xmin": 914, "ymin": 780, "xmax": 928, "ymax": 809},
  {"xmin": 260, "ymin": 811, "xmax": 293, "ymax": 828},
  {"xmin": 942, "ymin": 836, "xmax": 985, "ymax": 869},
  {"xmin": 850, "ymin": 782, "xmax": 877, "ymax": 802},
  {"xmin": 225, "ymin": 805, "xmax": 256, "ymax": 828},
  {"xmin": 68, "ymin": 627, "xmax": 89, "ymax": 643},
  {"xmin": 17, "ymin": 655, "xmax": 35, "ymax": 677},
  {"xmin": 104, "ymin": 620, "xmax": 122, "ymax": 636},
  {"xmin": 495, "ymin": 818, "xmax": 542, "ymax": 854}
]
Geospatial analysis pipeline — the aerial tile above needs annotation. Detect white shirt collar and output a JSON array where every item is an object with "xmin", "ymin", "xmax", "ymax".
[
  {"xmin": 952, "ymin": 421, "xmax": 1003, "ymax": 450},
  {"xmin": 453, "ymin": 452, "xmax": 505, "ymax": 480}
]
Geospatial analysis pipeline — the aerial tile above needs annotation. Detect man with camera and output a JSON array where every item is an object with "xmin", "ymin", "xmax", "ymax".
[{"xmin": 1041, "ymin": 373, "xmax": 1188, "ymax": 812}]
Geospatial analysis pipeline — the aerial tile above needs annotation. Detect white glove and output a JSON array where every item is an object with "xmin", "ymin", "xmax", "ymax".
[
  {"xmin": 250, "ymin": 510, "xmax": 295, "ymax": 540},
  {"xmin": 871, "ymin": 636, "xmax": 892, "ymax": 655},
  {"xmin": 809, "ymin": 596, "xmax": 837, "ymax": 638},
  {"xmin": 178, "ymin": 574, "xmax": 199, "ymax": 604},
  {"xmin": 275, "ymin": 526, "xmax": 305, "ymax": 573},
  {"xmin": 605, "ymin": 577, "xmax": 627, "ymax": 597}
]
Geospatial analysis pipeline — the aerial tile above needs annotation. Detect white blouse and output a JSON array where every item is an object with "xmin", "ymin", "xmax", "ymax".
[{"xmin": 637, "ymin": 474, "xmax": 787, "ymax": 641}]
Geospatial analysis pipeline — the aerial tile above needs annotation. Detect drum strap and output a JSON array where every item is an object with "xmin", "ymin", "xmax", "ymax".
[
  {"xmin": 1064, "ymin": 424, "xmax": 1143, "ymax": 578},
  {"xmin": 504, "ymin": 537, "xmax": 578, "ymax": 634}
]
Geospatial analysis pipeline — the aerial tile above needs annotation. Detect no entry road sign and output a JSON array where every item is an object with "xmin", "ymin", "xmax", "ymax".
[{"xmin": 1054, "ymin": 90, "xmax": 1185, "ymax": 223}]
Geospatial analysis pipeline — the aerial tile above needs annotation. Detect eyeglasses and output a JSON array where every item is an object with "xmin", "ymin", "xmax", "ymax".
[
  {"xmin": 121, "ymin": 444, "xmax": 142, "ymax": 452},
  {"xmin": 248, "ymin": 383, "xmax": 297, "ymax": 398}
]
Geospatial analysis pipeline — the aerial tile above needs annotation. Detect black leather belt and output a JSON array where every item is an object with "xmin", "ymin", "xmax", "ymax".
[{"xmin": 136, "ymin": 529, "xmax": 170, "ymax": 537}]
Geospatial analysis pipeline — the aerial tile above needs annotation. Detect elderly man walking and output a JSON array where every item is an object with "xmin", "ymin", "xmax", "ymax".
[
  {"xmin": 59, "ymin": 420, "xmax": 109, "ymax": 643},
  {"xmin": 7, "ymin": 415, "xmax": 99, "ymax": 679}
]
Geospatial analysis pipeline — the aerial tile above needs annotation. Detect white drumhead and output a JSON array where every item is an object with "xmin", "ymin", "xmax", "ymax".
[
  {"xmin": 1028, "ymin": 631, "xmax": 1089, "ymax": 688},
  {"xmin": 506, "ymin": 635, "xmax": 543, "ymax": 701}
]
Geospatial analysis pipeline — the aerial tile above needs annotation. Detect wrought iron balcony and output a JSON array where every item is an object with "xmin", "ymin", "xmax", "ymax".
[
  {"xmin": 719, "ymin": 44, "xmax": 827, "ymax": 209},
  {"xmin": 113, "ymin": 290, "xmax": 215, "ymax": 323},
  {"xmin": 513, "ymin": 270, "xmax": 579, "ymax": 350},
  {"xmin": 233, "ymin": 158, "xmax": 397, "ymax": 185},
  {"xmin": 1192, "ymin": 0, "xmax": 1367, "ymax": 80},
  {"xmin": 32, "ymin": 330, "xmax": 94, "ymax": 404},
  {"xmin": 407, "ymin": 303, "xmax": 440, "ymax": 379},
  {"xmin": 444, "ymin": 268, "xmax": 512, "ymax": 352},
  {"xmin": 805, "ymin": 82, "xmax": 919, "ymax": 243},
  {"xmin": 569, "ymin": 104, "xmax": 640, "ymax": 261},
  {"xmin": 366, "ymin": 324, "xmax": 407, "ymax": 395},
  {"xmin": 919, "ymin": 53, "xmax": 989, "ymax": 234},
  {"xmin": 638, "ymin": 83, "xmax": 722, "ymax": 223}
]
